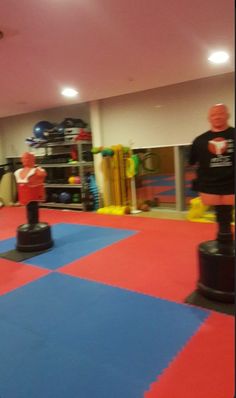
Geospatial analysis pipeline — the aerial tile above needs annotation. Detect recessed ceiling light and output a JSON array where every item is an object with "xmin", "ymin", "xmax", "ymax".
[
  {"xmin": 208, "ymin": 51, "xmax": 229, "ymax": 64},
  {"xmin": 61, "ymin": 87, "xmax": 78, "ymax": 97}
]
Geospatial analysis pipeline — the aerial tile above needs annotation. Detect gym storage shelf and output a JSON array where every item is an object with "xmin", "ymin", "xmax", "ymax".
[
  {"xmin": 41, "ymin": 161, "xmax": 94, "ymax": 168},
  {"xmin": 44, "ymin": 141, "xmax": 92, "ymax": 147},
  {"xmin": 45, "ymin": 184, "xmax": 82, "ymax": 188},
  {"xmin": 37, "ymin": 140, "xmax": 94, "ymax": 211},
  {"xmin": 40, "ymin": 202, "xmax": 83, "ymax": 210}
]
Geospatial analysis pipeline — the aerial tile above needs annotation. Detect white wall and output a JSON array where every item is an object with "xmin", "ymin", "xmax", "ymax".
[
  {"xmin": 0, "ymin": 72, "xmax": 234, "ymax": 161},
  {"xmin": 0, "ymin": 103, "xmax": 90, "ymax": 159},
  {"xmin": 99, "ymin": 72, "xmax": 234, "ymax": 148}
]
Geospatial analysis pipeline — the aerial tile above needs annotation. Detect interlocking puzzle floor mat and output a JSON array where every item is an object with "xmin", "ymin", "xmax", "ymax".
[{"xmin": 0, "ymin": 207, "xmax": 234, "ymax": 398}]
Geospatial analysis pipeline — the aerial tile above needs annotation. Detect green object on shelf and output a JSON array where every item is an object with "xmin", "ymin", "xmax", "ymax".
[
  {"xmin": 68, "ymin": 159, "xmax": 78, "ymax": 164},
  {"xmin": 101, "ymin": 148, "xmax": 114, "ymax": 157}
]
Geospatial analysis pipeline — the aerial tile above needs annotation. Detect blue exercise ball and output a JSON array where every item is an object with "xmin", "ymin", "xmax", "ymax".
[{"xmin": 33, "ymin": 121, "xmax": 55, "ymax": 139}]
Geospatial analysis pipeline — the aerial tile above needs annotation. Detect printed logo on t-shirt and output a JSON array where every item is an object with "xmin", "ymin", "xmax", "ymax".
[{"xmin": 208, "ymin": 137, "xmax": 228, "ymax": 155}]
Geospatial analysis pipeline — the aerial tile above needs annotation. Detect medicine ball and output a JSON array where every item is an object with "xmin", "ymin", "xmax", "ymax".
[
  {"xmin": 51, "ymin": 192, "xmax": 60, "ymax": 203},
  {"xmin": 59, "ymin": 192, "xmax": 71, "ymax": 203},
  {"xmin": 72, "ymin": 193, "xmax": 81, "ymax": 203}
]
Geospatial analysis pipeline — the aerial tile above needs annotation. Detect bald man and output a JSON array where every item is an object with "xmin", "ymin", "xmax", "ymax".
[{"xmin": 189, "ymin": 103, "xmax": 234, "ymax": 243}]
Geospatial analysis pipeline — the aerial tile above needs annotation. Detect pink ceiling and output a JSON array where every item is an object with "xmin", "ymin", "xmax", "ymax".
[{"xmin": 0, "ymin": 0, "xmax": 234, "ymax": 118}]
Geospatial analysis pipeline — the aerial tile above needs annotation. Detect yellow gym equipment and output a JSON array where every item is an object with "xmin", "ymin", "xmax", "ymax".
[
  {"xmin": 187, "ymin": 197, "xmax": 215, "ymax": 223},
  {"xmin": 92, "ymin": 145, "xmax": 135, "ymax": 214}
]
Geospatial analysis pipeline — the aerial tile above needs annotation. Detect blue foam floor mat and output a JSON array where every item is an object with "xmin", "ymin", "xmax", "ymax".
[
  {"xmin": 157, "ymin": 188, "xmax": 196, "ymax": 196},
  {"xmin": 0, "ymin": 273, "xmax": 209, "ymax": 398},
  {"xmin": 0, "ymin": 223, "xmax": 137, "ymax": 269}
]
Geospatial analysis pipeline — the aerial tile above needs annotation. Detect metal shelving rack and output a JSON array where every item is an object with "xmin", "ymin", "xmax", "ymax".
[{"xmin": 37, "ymin": 140, "xmax": 94, "ymax": 210}]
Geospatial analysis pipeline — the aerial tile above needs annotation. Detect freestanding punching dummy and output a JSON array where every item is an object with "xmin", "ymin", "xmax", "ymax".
[
  {"xmin": 14, "ymin": 152, "xmax": 54, "ymax": 252},
  {"xmin": 189, "ymin": 104, "xmax": 234, "ymax": 302}
]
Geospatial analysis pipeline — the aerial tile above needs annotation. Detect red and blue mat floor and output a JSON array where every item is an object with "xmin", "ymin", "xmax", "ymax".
[
  {"xmin": 136, "ymin": 172, "xmax": 197, "ymax": 204},
  {"xmin": 0, "ymin": 207, "xmax": 234, "ymax": 398}
]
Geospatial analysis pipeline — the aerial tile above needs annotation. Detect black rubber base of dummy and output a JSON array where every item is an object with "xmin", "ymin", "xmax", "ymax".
[
  {"xmin": 16, "ymin": 222, "xmax": 54, "ymax": 252},
  {"xmin": 0, "ymin": 248, "xmax": 51, "ymax": 262},
  {"xmin": 185, "ymin": 290, "xmax": 234, "ymax": 316},
  {"xmin": 197, "ymin": 240, "xmax": 234, "ymax": 303}
]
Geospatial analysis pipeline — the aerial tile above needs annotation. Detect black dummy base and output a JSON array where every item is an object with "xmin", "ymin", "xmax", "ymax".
[
  {"xmin": 197, "ymin": 240, "xmax": 234, "ymax": 303},
  {"xmin": 16, "ymin": 222, "xmax": 53, "ymax": 252},
  {"xmin": 16, "ymin": 200, "xmax": 54, "ymax": 252},
  {"xmin": 185, "ymin": 290, "xmax": 234, "ymax": 316}
]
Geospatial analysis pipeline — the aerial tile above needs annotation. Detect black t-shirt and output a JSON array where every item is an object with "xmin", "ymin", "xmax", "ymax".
[{"xmin": 189, "ymin": 127, "xmax": 235, "ymax": 194}]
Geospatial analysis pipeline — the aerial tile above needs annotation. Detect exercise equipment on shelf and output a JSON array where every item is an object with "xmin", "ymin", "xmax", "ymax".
[{"xmin": 59, "ymin": 192, "xmax": 71, "ymax": 203}]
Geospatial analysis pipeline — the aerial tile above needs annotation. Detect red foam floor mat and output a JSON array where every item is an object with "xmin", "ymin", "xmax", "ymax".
[
  {"xmin": 144, "ymin": 312, "xmax": 235, "ymax": 398},
  {"xmin": 0, "ymin": 258, "xmax": 50, "ymax": 295},
  {"xmin": 59, "ymin": 230, "xmax": 199, "ymax": 302}
]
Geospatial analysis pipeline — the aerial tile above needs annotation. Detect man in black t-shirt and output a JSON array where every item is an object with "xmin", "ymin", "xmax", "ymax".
[{"xmin": 189, "ymin": 103, "xmax": 234, "ymax": 243}]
